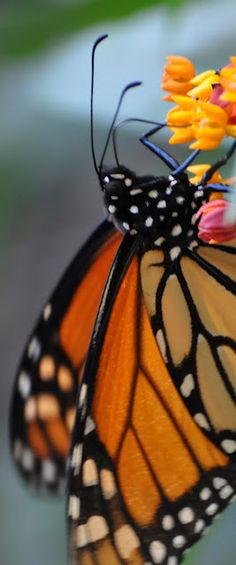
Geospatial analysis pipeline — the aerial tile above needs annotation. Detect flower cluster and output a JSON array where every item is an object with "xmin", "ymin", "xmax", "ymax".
[
  {"xmin": 162, "ymin": 56, "xmax": 236, "ymax": 149},
  {"xmin": 196, "ymin": 199, "xmax": 236, "ymax": 243}
]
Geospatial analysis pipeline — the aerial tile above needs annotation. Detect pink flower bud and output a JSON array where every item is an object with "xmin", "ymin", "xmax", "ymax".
[{"xmin": 196, "ymin": 199, "xmax": 236, "ymax": 243}]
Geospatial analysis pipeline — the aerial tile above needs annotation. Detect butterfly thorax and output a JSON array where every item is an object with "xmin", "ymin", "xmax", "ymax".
[{"xmin": 102, "ymin": 166, "xmax": 207, "ymax": 255}]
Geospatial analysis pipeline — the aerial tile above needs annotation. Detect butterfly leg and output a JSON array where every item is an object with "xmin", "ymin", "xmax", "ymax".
[
  {"xmin": 140, "ymin": 124, "xmax": 180, "ymax": 170},
  {"xmin": 202, "ymin": 139, "xmax": 236, "ymax": 184}
]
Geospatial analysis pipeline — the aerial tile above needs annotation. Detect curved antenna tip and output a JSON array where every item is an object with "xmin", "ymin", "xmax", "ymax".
[
  {"xmin": 126, "ymin": 80, "xmax": 142, "ymax": 90},
  {"xmin": 93, "ymin": 34, "xmax": 109, "ymax": 52}
]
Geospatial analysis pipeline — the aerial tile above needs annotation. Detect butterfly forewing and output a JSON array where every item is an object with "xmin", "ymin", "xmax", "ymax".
[{"xmin": 10, "ymin": 221, "xmax": 122, "ymax": 493}]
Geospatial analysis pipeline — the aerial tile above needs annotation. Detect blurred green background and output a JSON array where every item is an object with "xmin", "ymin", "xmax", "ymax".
[{"xmin": 1, "ymin": 1, "xmax": 236, "ymax": 564}]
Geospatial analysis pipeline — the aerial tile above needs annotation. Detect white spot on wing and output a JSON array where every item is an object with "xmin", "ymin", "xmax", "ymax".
[
  {"xmin": 172, "ymin": 535, "xmax": 186, "ymax": 548},
  {"xmin": 219, "ymin": 485, "xmax": 234, "ymax": 499},
  {"xmin": 200, "ymin": 487, "xmax": 212, "ymax": 501},
  {"xmin": 194, "ymin": 412, "xmax": 210, "ymax": 430},
  {"xmin": 194, "ymin": 519, "xmax": 205, "ymax": 534},
  {"xmin": 68, "ymin": 495, "xmax": 80, "ymax": 520},
  {"xmin": 221, "ymin": 439, "xmax": 236, "ymax": 454},
  {"xmin": 156, "ymin": 330, "xmax": 167, "ymax": 363},
  {"xmin": 180, "ymin": 374, "xmax": 194, "ymax": 398},
  {"xmin": 43, "ymin": 303, "xmax": 52, "ymax": 321},
  {"xmin": 72, "ymin": 444, "xmax": 82, "ymax": 474},
  {"xmin": 18, "ymin": 371, "xmax": 31, "ymax": 398},
  {"xmin": 149, "ymin": 540, "xmax": 166, "ymax": 563},
  {"xmin": 205, "ymin": 502, "xmax": 218, "ymax": 515},
  {"xmin": 79, "ymin": 384, "xmax": 87, "ymax": 408},
  {"xmin": 162, "ymin": 515, "xmax": 175, "ymax": 530},
  {"xmin": 28, "ymin": 337, "xmax": 41, "ymax": 362},
  {"xmin": 84, "ymin": 416, "xmax": 95, "ymax": 436},
  {"xmin": 42, "ymin": 460, "xmax": 56, "ymax": 483},
  {"xmin": 22, "ymin": 448, "xmax": 34, "ymax": 471},
  {"xmin": 178, "ymin": 507, "xmax": 194, "ymax": 524}
]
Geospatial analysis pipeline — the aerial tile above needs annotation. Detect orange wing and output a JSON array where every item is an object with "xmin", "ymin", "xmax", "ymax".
[
  {"xmin": 10, "ymin": 221, "xmax": 122, "ymax": 493},
  {"xmin": 68, "ymin": 236, "xmax": 236, "ymax": 564}
]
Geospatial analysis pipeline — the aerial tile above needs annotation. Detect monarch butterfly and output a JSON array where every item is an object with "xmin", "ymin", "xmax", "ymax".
[{"xmin": 10, "ymin": 35, "xmax": 236, "ymax": 565}]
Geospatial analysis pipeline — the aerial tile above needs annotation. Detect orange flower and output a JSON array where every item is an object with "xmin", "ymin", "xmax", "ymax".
[
  {"xmin": 187, "ymin": 164, "xmax": 227, "ymax": 185},
  {"xmin": 188, "ymin": 70, "xmax": 218, "ymax": 100},
  {"xmin": 163, "ymin": 54, "xmax": 236, "ymax": 150},
  {"xmin": 161, "ymin": 56, "xmax": 195, "ymax": 101},
  {"xmin": 167, "ymin": 96, "xmax": 228, "ymax": 149}
]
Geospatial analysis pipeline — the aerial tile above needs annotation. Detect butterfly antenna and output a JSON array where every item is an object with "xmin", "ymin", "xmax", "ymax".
[
  {"xmin": 99, "ymin": 81, "xmax": 142, "ymax": 175},
  {"xmin": 112, "ymin": 118, "xmax": 165, "ymax": 165},
  {"xmin": 91, "ymin": 34, "xmax": 109, "ymax": 176}
]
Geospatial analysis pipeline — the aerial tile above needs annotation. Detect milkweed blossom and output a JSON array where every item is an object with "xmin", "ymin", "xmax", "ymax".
[
  {"xmin": 196, "ymin": 199, "xmax": 236, "ymax": 243},
  {"xmin": 162, "ymin": 55, "xmax": 236, "ymax": 149}
]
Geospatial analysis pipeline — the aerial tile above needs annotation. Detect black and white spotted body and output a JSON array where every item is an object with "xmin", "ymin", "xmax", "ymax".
[{"xmin": 102, "ymin": 166, "xmax": 206, "ymax": 253}]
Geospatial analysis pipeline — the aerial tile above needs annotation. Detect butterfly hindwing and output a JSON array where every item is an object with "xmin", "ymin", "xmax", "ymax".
[
  {"xmin": 68, "ymin": 235, "xmax": 236, "ymax": 565},
  {"xmin": 10, "ymin": 220, "xmax": 122, "ymax": 493},
  {"xmin": 141, "ymin": 240, "xmax": 236, "ymax": 461}
]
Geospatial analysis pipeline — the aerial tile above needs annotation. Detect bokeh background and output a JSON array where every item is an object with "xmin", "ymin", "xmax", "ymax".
[{"xmin": 1, "ymin": 1, "xmax": 236, "ymax": 564}]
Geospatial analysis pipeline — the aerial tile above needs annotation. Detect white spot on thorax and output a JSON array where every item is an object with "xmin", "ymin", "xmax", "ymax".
[
  {"xmin": 125, "ymin": 177, "xmax": 132, "ymax": 187},
  {"xmin": 145, "ymin": 216, "xmax": 154, "ymax": 227},
  {"xmin": 157, "ymin": 200, "xmax": 166, "ymax": 209},
  {"xmin": 123, "ymin": 222, "xmax": 130, "ymax": 231},
  {"xmin": 108, "ymin": 205, "xmax": 117, "ymax": 214},
  {"xmin": 130, "ymin": 205, "xmax": 139, "ymax": 214},
  {"xmin": 130, "ymin": 188, "xmax": 142, "ymax": 195},
  {"xmin": 148, "ymin": 189, "xmax": 158, "ymax": 198},
  {"xmin": 170, "ymin": 246, "xmax": 181, "ymax": 260},
  {"xmin": 154, "ymin": 236, "xmax": 165, "ymax": 246},
  {"xmin": 110, "ymin": 173, "xmax": 125, "ymax": 180},
  {"xmin": 176, "ymin": 196, "xmax": 184, "ymax": 204},
  {"xmin": 171, "ymin": 224, "xmax": 182, "ymax": 236}
]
